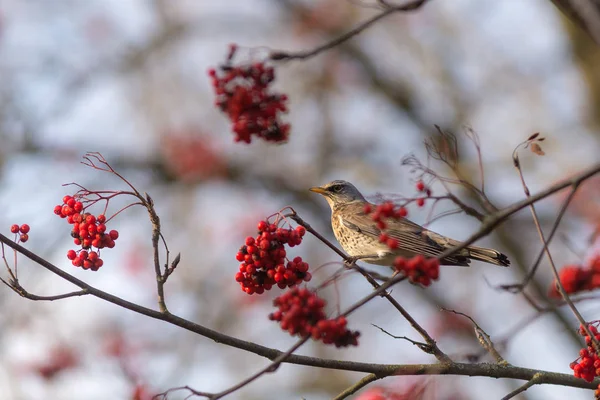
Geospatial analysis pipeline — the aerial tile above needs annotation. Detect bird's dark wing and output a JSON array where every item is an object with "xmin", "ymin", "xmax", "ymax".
[{"xmin": 337, "ymin": 202, "xmax": 470, "ymax": 265}]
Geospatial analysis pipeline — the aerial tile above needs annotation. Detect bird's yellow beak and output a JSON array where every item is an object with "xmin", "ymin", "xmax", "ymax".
[{"xmin": 309, "ymin": 186, "xmax": 327, "ymax": 195}]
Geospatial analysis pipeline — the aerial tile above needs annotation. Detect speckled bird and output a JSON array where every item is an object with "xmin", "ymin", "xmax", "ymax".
[{"xmin": 310, "ymin": 180, "xmax": 510, "ymax": 267}]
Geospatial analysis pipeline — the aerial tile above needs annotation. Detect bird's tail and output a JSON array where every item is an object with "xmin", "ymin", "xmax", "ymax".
[{"xmin": 466, "ymin": 245, "xmax": 510, "ymax": 267}]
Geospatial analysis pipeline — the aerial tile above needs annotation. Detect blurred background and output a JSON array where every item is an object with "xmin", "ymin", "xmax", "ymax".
[{"xmin": 1, "ymin": 0, "xmax": 600, "ymax": 399}]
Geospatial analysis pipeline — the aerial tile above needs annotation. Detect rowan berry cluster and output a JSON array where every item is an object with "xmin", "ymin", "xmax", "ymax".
[
  {"xmin": 571, "ymin": 322, "xmax": 600, "ymax": 388},
  {"xmin": 10, "ymin": 224, "xmax": 30, "ymax": 243},
  {"xmin": 208, "ymin": 44, "xmax": 290, "ymax": 144},
  {"xmin": 549, "ymin": 256, "xmax": 600, "ymax": 298},
  {"xmin": 54, "ymin": 195, "xmax": 119, "ymax": 271},
  {"xmin": 393, "ymin": 255, "xmax": 440, "ymax": 287},
  {"xmin": 235, "ymin": 221, "xmax": 310, "ymax": 294},
  {"xmin": 364, "ymin": 202, "xmax": 407, "ymax": 250},
  {"xmin": 269, "ymin": 288, "xmax": 360, "ymax": 347}
]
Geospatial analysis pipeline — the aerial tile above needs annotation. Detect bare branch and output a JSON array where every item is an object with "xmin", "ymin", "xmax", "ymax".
[
  {"xmin": 512, "ymin": 147, "xmax": 600, "ymax": 353},
  {"xmin": 371, "ymin": 323, "xmax": 432, "ymax": 353},
  {"xmin": 441, "ymin": 308, "xmax": 506, "ymax": 364},
  {"xmin": 269, "ymin": 0, "xmax": 430, "ymax": 61},
  {"xmin": 333, "ymin": 374, "xmax": 379, "ymax": 400},
  {"xmin": 500, "ymin": 372, "xmax": 543, "ymax": 400},
  {"xmin": 498, "ymin": 186, "xmax": 578, "ymax": 293}
]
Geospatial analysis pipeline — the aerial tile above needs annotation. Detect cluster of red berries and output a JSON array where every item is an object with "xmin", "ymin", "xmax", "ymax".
[
  {"xmin": 54, "ymin": 195, "xmax": 119, "ymax": 271},
  {"xmin": 364, "ymin": 202, "xmax": 407, "ymax": 250},
  {"xmin": 235, "ymin": 221, "xmax": 310, "ymax": 294},
  {"xmin": 269, "ymin": 288, "xmax": 360, "ymax": 347},
  {"xmin": 10, "ymin": 224, "xmax": 30, "ymax": 243},
  {"xmin": 208, "ymin": 44, "xmax": 290, "ymax": 144},
  {"xmin": 571, "ymin": 323, "xmax": 600, "ymax": 389},
  {"xmin": 393, "ymin": 255, "xmax": 440, "ymax": 287},
  {"xmin": 415, "ymin": 180, "xmax": 431, "ymax": 207},
  {"xmin": 549, "ymin": 256, "xmax": 600, "ymax": 298}
]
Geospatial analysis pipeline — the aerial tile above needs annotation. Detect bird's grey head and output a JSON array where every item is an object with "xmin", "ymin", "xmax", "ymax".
[{"xmin": 310, "ymin": 180, "xmax": 366, "ymax": 208}]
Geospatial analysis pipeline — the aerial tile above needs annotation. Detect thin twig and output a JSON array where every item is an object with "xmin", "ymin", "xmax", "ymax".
[
  {"xmin": 500, "ymin": 372, "xmax": 544, "ymax": 400},
  {"xmin": 371, "ymin": 323, "xmax": 432, "ymax": 352},
  {"xmin": 209, "ymin": 338, "xmax": 309, "ymax": 399},
  {"xmin": 498, "ymin": 186, "xmax": 578, "ymax": 293},
  {"xmin": 441, "ymin": 308, "xmax": 506, "ymax": 364},
  {"xmin": 269, "ymin": 0, "xmax": 429, "ymax": 61},
  {"xmin": 333, "ymin": 374, "xmax": 379, "ymax": 400},
  {"xmin": 512, "ymin": 150, "xmax": 600, "ymax": 353}
]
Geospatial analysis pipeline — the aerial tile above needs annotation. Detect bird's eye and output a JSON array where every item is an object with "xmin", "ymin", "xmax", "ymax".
[{"xmin": 332, "ymin": 185, "xmax": 343, "ymax": 193}]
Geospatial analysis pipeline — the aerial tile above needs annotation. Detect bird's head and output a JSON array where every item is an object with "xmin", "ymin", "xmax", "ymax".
[{"xmin": 310, "ymin": 180, "xmax": 366, "ymax": 209}]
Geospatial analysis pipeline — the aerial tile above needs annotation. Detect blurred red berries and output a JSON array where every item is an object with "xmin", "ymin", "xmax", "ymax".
[
  {"xmin": 209, "ymin": 44, "xmax": 290, "ymax": 144},
  {"xmin": 161, "ymin": 131, "xmax": 226, "ymax": 182},
  {"xmin": 549, "ymin": 256, "xmax": 600, "ymax": 298},
  {"xmin": 32, "ymin": 346, "xmax": 79, "ymax": 380}
]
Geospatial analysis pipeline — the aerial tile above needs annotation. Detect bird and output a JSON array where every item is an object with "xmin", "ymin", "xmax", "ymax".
[{"xmin": 309, "ymin": 180, "xmax": 510, "ymax": 267}]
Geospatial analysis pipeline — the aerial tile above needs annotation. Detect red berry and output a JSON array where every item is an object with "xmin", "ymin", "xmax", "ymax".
[
  {"xmin": 97, "ymin": 214, "xmax": 106, "ymax": 223},
  {"xmin": 416, "ymin": 198, "xmax": 425, "ymax": 207},
  {"xmin": 386, "ymin": 238, "xmax": 399, "ymax": 249},
  {"xmin": 67, "ymin": 250, "xmax": 77, "ymax": 260},
  {"xmin": 416, "ymin": 181, "xmax": 425, "ymax": 192},
  {"xmin": 19, "ymin": 233, "xmax": 29, "ymax": 243},
  {"xmin": 109, "ymin": 230, "xmax": 119, "ymax": 240},
  {"xmin": 10, "ymin": 224, "xmax": 19, "ymax": 234}
]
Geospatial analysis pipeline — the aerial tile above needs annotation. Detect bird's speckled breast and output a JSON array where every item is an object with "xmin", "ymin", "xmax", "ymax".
[{"xmin": 331, "ymin": 206, "xmax": 386, "ymax": 259}]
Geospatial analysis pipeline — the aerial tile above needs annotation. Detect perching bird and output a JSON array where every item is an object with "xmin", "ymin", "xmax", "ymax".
[{"xmin": 310, "ymin": 180, "xmax": 510, "ymax": 267}]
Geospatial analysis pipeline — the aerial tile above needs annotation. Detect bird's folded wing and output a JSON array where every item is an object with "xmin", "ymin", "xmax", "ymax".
[{"xmin": 338, "ymin": 204, "xmax": 448, "ymax": 259}]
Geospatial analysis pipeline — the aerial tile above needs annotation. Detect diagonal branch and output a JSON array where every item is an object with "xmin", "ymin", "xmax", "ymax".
[{"xmin": 270, "ymin": 0, "xmax": 430, "ymax": 61}]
